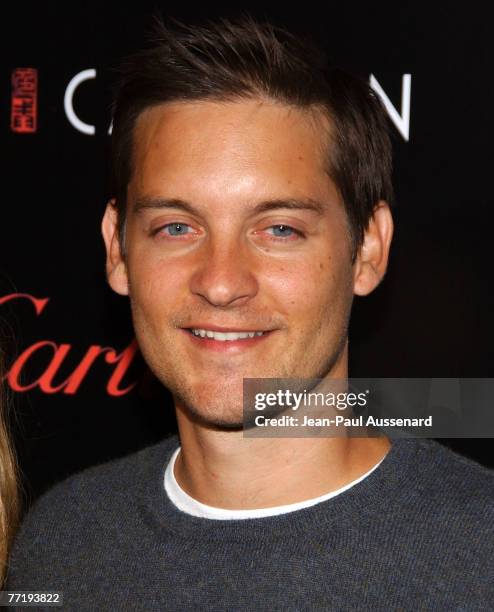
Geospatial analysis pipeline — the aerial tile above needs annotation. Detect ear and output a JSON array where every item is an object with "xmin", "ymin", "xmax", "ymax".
[
  {"xmin": 101, "ymin": 199, "xmax": 129, "ymax": 296},
  {"xmin": 353, "ymin": 201, "xmax": 394, "ymax": 296}
]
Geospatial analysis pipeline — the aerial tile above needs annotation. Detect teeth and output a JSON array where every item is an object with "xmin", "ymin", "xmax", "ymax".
[{"xmin": 191, "ymin": 329, "xmax": 265, "ymax": 341}]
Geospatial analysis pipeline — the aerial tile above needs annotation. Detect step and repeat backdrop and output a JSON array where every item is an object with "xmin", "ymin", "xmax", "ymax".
[{"xmin": 2, "ymin": 2, "xmax": 493, "ymax": 502}]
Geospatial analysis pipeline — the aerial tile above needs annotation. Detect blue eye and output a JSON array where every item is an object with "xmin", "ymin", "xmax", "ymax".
[
  {"xmin": 163, "ymin": 223, "xmax": 191, "ymax": 236},
  {"xmin": 268, "ymin": 225, "xmax": 296, "ymax": 237}
]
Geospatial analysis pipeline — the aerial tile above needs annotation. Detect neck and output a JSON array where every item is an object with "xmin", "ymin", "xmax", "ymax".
[{"xmin": 173, "ymin": 428, "xmax": 390, "ymax": 510}]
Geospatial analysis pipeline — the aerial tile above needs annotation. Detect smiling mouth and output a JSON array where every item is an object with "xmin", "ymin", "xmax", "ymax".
[{"xmin": 187, "ymin": 328, "xmax": 266, "ymax": 341}]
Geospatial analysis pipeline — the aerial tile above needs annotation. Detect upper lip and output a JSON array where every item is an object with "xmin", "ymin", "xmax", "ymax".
[{"xmin": 182, "ymin": 324, "xmax": 274, "ymax": 332}]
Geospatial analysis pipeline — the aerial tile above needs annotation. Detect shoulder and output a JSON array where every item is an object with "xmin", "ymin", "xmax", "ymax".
[
  {"xmin": 395, "ymin": 438, "xmax": 494, "ymax": 532},
  {"xmin": 7, "ymin": 435, "xmax": 178, "ymax": 580},
  {"xmin": 414, "ymin": 439, "xmax": 493, "ymax": 496},
  {"xmin": 31, "ymin": 438, "xmax": 174, "ymax": 500}
]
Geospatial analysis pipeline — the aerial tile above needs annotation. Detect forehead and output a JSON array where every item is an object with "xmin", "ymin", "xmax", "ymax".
[{"xmin": 128, "ymin": 98, "xmax": 338, "ymax": 207}]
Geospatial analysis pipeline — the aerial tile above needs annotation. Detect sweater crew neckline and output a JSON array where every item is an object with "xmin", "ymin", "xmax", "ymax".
[
  {"xmin": 137, "ymin": 435, "xmax": 422, "ymax": 542},
  {"xmin": 164, "ymin": 446, "xmax": 385, "ymax": 519}
]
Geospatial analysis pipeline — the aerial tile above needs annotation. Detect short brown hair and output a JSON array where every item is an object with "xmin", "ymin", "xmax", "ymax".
[{"xmin": 110, "ymin": 14, "xmax": 393, "ymax": 260}]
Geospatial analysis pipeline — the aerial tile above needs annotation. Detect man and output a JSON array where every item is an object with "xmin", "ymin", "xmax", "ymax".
[{"xmin": 7, "ymin": 15, "xmax": 493, "ymax": 610}]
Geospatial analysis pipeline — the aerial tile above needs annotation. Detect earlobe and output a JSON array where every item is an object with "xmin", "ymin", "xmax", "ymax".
[
  {"xmin": 353, "ymin": 201, "xmax": 394, "ymax": 296},
  {"xmin": 101, "ymin": 199, "xmax": 129, "ymax": 296}
]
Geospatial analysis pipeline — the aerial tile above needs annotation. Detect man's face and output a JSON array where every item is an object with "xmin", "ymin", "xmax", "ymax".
[{"xmin": 108, "ymin": 99, "xmax": 360, "ymax": 426}]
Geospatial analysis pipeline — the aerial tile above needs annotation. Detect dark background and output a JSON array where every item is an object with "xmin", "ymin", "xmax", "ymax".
[{"xmin": 1, "ymin": 2, "xmax": 492, "ymax": 507}]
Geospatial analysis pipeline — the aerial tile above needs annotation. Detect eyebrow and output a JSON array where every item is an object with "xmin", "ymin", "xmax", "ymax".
[{"xmin": 132, "ymin": 196, "xmax": 327, "ymax": 216}]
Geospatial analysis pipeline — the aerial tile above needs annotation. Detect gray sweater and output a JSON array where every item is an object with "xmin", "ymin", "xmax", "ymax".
[{"xmin": 6, "ymin": 436, "xmax": 494, "ymax": 611}]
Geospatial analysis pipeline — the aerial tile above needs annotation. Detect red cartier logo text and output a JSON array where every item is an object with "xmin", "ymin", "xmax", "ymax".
[{"xmin": 0, "ymin": 293, "xmax": 138, "ymax": 396}]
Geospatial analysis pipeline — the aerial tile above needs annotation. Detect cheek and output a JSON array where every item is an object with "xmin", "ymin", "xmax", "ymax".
[
  {"xmin": 128, "ymin": 254, "xmax": 187, "ymax": 325},
  {"xmin": 263, "ymin": 254, "xmax": 352, "ymax": 326}
]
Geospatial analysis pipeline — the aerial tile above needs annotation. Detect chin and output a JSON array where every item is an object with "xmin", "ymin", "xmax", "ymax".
[
  {"xmin": 175, "ymin": 394, "xmax": 245, "ymax": 430},
  {"xmin": 166, "ymin": 376, "xmax": 244, "ymax": 427}
]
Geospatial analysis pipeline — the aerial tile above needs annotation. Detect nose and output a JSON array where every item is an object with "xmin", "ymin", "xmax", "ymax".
[{"xmin": 189, "ymin": 237, "xmax": 259, "ymax": 308}]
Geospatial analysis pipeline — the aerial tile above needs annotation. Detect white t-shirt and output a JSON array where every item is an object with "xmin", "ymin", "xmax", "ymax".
[{"xmin": 164, "ymin": 446, "xmax": 384, "ymax": 520}]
